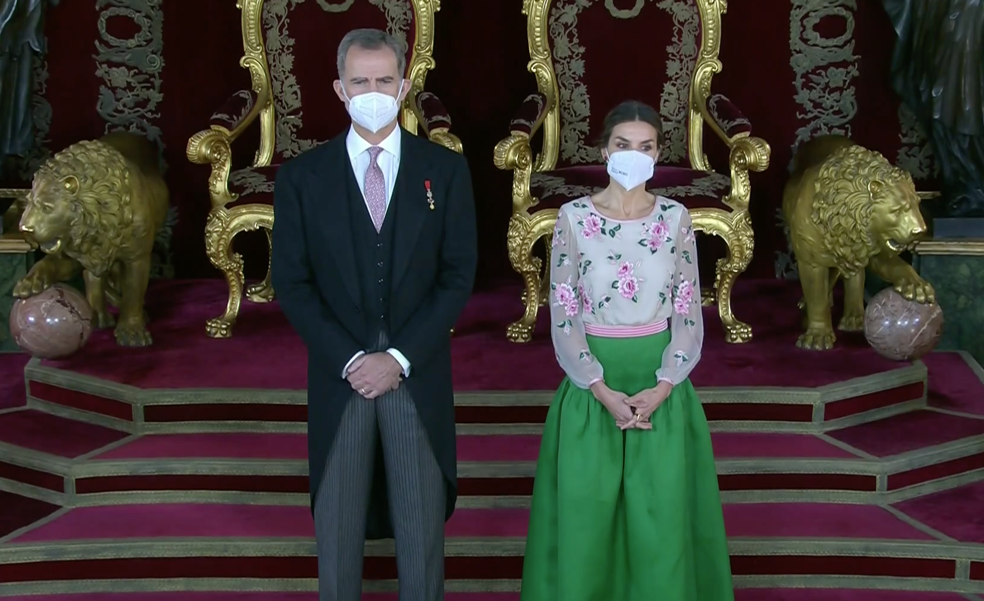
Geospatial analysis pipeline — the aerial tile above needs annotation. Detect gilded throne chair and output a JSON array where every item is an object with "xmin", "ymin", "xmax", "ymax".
[
  {"xmin": 186, "ymin": 0, "xmax": 460, "ymax": 338},
  {"xmin": 494, "ymin": 0, "xmax": 771, "ymax": 343}
]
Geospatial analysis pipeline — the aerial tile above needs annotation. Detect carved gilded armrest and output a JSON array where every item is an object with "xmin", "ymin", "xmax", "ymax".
[
  {"xmin": 209, "ymin": 90, "xmax": 257, "ymax": 130},
  {"xmin": 699, "ymin": 93, "xmax": 771, "ymax": 211},
  {"xmin": 411, "ymin": 91, "xmax": 462, "ymax": 153},
  {"xmin": 186, "ymin": 87, "xmax": 270, "ymax": 209},
  {"xmin": 706, "ymin": 94, "xmax": 752, "ymax": 139},
  {"xmin": 493, "ymin": 93, "xmax": 551, "ymax": 214}
]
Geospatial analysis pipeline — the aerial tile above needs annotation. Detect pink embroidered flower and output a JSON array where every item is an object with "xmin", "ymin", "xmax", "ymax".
[
  {"xmin": 618, "ymin": 276, "xmax": 639, "ymax": 300},
  {"xmin": 673, "ymin": 280, "xmax": 694, "ymax": 315},
  {"xmin": 677, "ymin": 279, "xmax": 695, "ymax": 303},
  {"xmin": 581, "ymin": 213, "xmax": 603, "ymax": 239},
  {"xmin": 554, "ymin": 282, "xmax": 578, "ymax": 316},
  {"xmin": 673, "ymin": 295, "xmax": 690, "ymax": 315},
  {"xmin": 578, "ymin": 281, "xmax": 594, "ymax": 314},
  {"xmin": 616, "ymin": 261, "xmax": 634, "ymax": 280},
  {"xmin": 645, "ymin": 220, "xmax": 671, "ymax": 251}
]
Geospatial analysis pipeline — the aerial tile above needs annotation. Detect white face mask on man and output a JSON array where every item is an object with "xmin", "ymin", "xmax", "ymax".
[
  {"xmin": 605, "ymin": 149, "xmax": 656, "ymax": 191},
  {"xmin": 344, "ymin": 81, "xmax": 404, "ymax": 134}
]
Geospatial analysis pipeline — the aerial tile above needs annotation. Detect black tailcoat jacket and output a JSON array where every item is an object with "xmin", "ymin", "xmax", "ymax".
[{"xmin": 269, "ymin": 128, "xmax": 478, "ymax": 539}]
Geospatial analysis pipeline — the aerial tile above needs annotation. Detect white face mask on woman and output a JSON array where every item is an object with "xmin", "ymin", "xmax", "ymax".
[
  {"xmin": 344, "ymin": 81, "xmax": 404, "ymax": 134},
  {"xmin": 605, "ymin": 149, "xmax": 656, "ymax": 191}
]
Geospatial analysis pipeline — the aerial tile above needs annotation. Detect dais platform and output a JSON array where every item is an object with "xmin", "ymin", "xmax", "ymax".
[{"xmin": 0, "ymin": 279, "xmax": 983, "ymax": 598}]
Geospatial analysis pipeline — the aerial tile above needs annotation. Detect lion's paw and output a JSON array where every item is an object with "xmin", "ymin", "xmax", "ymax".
[
  {"xmin": 893, "ymin": 279, "xmax": 936, "ymax": 304},
  {"xmin": 114, "ymin": 322, "xmax": 152, "ymax": 347},
  {"xmin": 796, "ymin": 328, "xmax": 836, "ymax": 351},
  {"xmin": 838, "ymin": 314, "xmax": 865, "ymax": 332},
  {"xmin": 12, "ymin": 272, "xmax": 55, "ymax": 299}
]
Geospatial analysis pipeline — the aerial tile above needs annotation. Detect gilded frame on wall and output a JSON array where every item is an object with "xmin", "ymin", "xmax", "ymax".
[
  {"xmin": 186, "ymin": 0, "xmax": 454, "ymax": 338},
  {"xmin": 494, "ymin": 0, "xmax": 771, "ymax": 344}
]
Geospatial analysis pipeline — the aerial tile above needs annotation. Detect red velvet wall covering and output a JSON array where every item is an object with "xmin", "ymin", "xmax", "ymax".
[{"xmin": 19, "ymin": 0, "xmax": 933, "ymax": 282}]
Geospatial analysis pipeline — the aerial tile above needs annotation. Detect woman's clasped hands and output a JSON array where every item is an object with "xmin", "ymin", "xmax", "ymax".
[{"xmin": 590, "ymin": 381, "xmax": 673, "ymax": 430}]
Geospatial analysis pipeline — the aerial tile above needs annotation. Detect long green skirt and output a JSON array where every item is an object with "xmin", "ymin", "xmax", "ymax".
[{"xmin": 519, "ymin": 330, "xmax": 734, "ymax": 601}]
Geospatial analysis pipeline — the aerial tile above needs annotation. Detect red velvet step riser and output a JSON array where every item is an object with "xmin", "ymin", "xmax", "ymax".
[
  {"xmin": 0, "ymin": 555, "xmax": 979, "ymax": 583},
  {"xmin": 5, "ymin": 455, "xmax": 984, "ymax": 496},
  {"xmin": 26, "ymin": 381, "xmax": 926, "ymax": 424}
]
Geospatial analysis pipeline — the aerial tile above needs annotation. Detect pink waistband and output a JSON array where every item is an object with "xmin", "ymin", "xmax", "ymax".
[{"xmin": 584, "ymin": 320, "xmax": 668, "ymax": 338}]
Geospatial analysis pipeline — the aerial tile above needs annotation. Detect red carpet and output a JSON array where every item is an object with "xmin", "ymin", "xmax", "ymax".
[
  {"xmin": 37, "ymin": 279, "xmax": 908, "ymax": 390},
  {"xmin": 1, "ymin": 279, "xmax": 983, "ymax": 597}
]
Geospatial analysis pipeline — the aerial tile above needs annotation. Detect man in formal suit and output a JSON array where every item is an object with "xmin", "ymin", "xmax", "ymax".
[{"xmin": 270, "ymin": 28, "xmax": 478, "ymax": 601}]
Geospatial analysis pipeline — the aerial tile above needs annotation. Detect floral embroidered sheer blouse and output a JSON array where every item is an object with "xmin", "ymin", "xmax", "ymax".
[{"xmin": 549, "ymin": 196, "xmax": 703, "ymax": 389}]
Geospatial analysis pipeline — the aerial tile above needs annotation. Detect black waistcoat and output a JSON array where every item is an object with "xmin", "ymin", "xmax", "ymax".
[{"xmin": 349, "ymin": 186, "xmax": 398, "ymax": 346}]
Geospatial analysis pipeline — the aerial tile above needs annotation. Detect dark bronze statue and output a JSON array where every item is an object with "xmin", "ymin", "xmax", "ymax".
[
  {"xmin": 0, "ymin": 0, "xmax": 59, "ymax": 164},
  {"xmin": 883, "ymin": 0, "xmax": 984, "ymax": 218}
]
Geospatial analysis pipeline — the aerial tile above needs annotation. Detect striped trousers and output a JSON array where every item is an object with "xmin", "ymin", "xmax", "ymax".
[{"xmin": 313, "ymin": 337, "xmax": 445, "ymax": 601}]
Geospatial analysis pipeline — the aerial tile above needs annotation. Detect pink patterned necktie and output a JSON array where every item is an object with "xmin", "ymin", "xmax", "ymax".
[{"xmin": 364, "ymin": 146, "xmax": 387, "ymax": 232}]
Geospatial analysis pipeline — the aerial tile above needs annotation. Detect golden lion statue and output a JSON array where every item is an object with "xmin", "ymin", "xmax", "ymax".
[
  {"xmin": 782, "ymin": 135, "xmax": 933, "ymax": 350},
  {"xmin": 15, "ymin": 132, "xmax": 170, "ymax": 347}
]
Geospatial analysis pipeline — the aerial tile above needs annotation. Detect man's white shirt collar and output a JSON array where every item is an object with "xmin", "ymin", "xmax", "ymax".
[{"xmin": 346, "ymin": 124, "xmax": 402, "ymax": 159}]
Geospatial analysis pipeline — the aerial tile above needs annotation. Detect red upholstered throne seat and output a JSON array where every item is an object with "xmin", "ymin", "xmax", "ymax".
[
  {"xmin": 493, "ymin": 0, "xmax": 771, "ymax": 344},
  {"xmin": 186, "ymin": 0, "xmax": 459, "ymax": 338}
]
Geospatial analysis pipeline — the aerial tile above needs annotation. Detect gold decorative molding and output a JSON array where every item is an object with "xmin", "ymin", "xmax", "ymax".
[
  {"xmin": 0, "ymin": 233, "xmax": 34, "ymax": 254},
  {"xmin": 915, "ymin": 239, "xmax": 984, "ymax": 256}
]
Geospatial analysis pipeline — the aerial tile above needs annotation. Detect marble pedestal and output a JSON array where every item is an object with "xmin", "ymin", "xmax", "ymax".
[
  {"xmin": 914, "ymin": 239, "xmax": 984, "ymax": 366},
  {"xmin": 0, "ymin": 234, "xmax": 35, "ymax": 352}
]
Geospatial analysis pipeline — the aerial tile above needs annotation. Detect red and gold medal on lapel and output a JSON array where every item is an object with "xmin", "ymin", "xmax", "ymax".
[{"xmin": 425, "ymin": 180, "xmax": 435, "ymax": 210}]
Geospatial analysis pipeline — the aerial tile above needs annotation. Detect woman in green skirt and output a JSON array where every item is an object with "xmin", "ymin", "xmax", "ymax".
[{"xmin": 519, "ymin": 100, "xmax": 734, "ymax": 600}]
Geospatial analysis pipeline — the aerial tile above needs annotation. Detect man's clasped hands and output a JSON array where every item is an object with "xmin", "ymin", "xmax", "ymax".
[
  {"xmin": 346, "ymin": 353, "xmax": 404, "ymax": 400},
  {"xmin": 590, "ymin": 380, "xmax": 673, "ymax": 430}
]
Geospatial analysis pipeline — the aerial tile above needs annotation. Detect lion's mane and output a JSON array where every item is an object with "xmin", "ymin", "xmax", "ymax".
[
  {"xmin": 31, "ymin": 139, "xmax": 138, "ymax": 276},
  {"xmin": 809, "ymin": 145, "xmax": 914, "ymax": 275}
]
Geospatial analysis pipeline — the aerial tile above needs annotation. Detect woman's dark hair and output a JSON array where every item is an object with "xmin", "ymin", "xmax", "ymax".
[{"xmin": 596, "ymin": 100, "xmax": 664, "ymax": 149}]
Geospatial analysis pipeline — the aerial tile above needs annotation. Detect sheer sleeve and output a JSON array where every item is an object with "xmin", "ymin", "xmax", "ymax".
[
  {"xmin": 657, "ymin": 208, "xmax": 703, "ymax": 385},
  {"xmin": 549, "ymin": 206, "xmax": 604, "ymax": 389}
]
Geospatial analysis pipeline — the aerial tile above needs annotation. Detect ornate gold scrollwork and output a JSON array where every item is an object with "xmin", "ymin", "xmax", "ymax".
[
  {"xmin": 203, "ymin": 205, "xmax": 275, "ymax": 338},
  {"xmin": 501, "ymin": 0, "xmax": 772, "ymax": 343}
]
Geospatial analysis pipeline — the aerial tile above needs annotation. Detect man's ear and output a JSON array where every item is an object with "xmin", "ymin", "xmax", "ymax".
[
  {"xmin": 398, "ymin": 79, "xmax": 411, "ymax": 102},
  {"xmin": 333, "ymin": 80, "xmax": 346, "ymax": 104}
]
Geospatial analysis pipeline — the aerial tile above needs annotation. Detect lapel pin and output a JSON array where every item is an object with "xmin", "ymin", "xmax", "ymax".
[{"xmin": 425, "ymin": 179, "xmax": 435, "ymax": 210}]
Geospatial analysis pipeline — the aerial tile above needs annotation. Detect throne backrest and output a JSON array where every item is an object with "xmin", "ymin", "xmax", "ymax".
[
  {"xmin": 529, "ymin": 0, "xmax": 722, "ymax": 170},
  {"xmin": 242, "ymin": 0, "xmax": 437, "ymax": 164}
]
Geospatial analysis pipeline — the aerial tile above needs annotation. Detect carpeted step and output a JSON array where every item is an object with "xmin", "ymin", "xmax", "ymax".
[
  {"xmin": 5, "ymin": 415, "xmax": 983, "ymax": 504},
  {"xmin": 0, "ymin": 408, "xmax": 128, "ymax": 458},
  {"xmin": 735, "ymin": 592, "xmax": 972, "ymax": 600},
  {"xmin": 828, "ymin": 408, "xmax": 984, "ymax": 491},
  {"xmin": 924, "ymin": 352, "xmax": 984, "ymax": 417},
  {"xmin": 24, "ymin": 280, "xmax": 932, "ymax": 431},
  {"xmin": 0, "ymin": 352, "xmax": 29, "ymax": 411},
  {"xmin": 0, "ymin": 591, "xmax": 975, "ymax": 601},
  {"xmin": 0, "ymin": 491, "xmax": 59, "ymax": 539},
  {"xmin": 2, "ymin": 501, "xmax": 982, "ymax": 586},
  {"xmin": 0, "ymin": 591, "xmax": 520, "ymax": 601},
  {"xmin": 895, "ymin": 479, "xmax": 984, "ymax": 544},
  {"xmin": 7, "ymin": 501, "xmax": 937, "ymax": 543}
]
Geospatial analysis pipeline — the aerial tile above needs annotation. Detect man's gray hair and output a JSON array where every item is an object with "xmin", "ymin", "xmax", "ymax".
[{"xmin": 336, "ymin": 28, "xmax": 407, "ymax": 78}]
